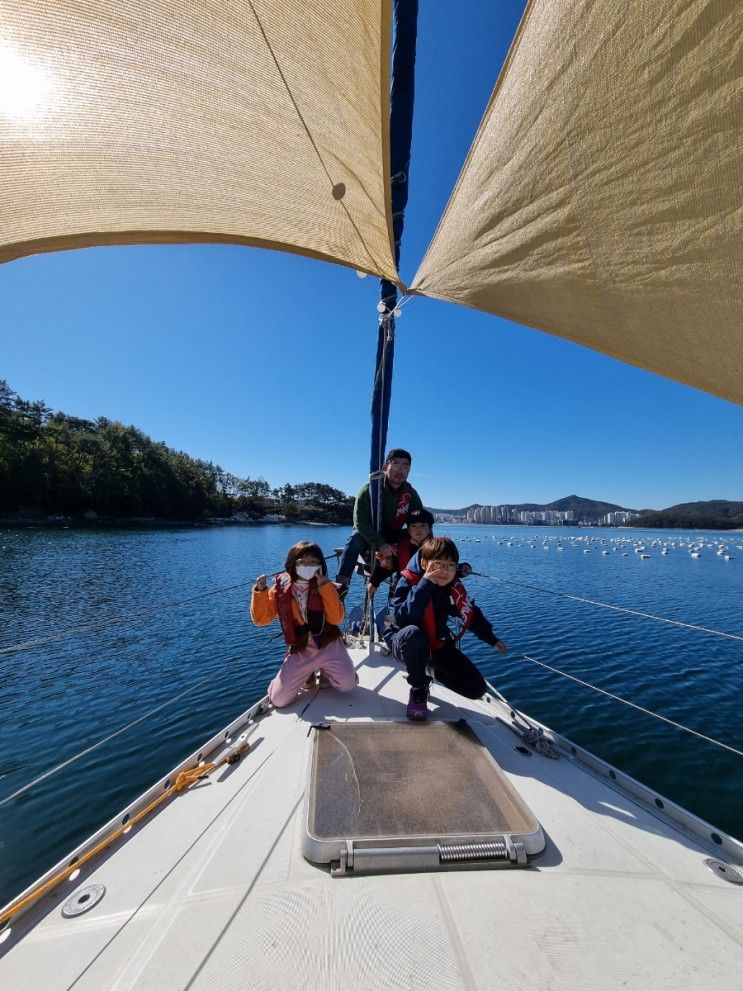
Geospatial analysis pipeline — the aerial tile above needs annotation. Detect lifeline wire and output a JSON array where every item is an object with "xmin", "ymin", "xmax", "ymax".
[
  {"xmin": 472, "ymin": 571, "xmax": 743, "ymax": 642},
  {"xmin": 0, "ymin": 550, "xmax": 343, "ymax": 657},
  {"xmin": 0, "ymin": 580, "xmax": 253, "ymax": 656},
  {"xmin": 5, "ymin": 551, "xmax": 739, "ymax": 802},
  {"xmin": 0, "ymin": 670, "xmax": 223, "ymax": 808},
  {"xmin": 0, "ymin": 552, "xmax": 346, "ymax": 802},
  {"xmin": 520, "ymin": 653, "xmax": 743, "ymax": 759}
]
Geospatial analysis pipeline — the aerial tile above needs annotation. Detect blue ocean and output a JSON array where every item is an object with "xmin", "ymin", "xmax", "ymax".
[{"xmin": 1, "ymin": 523, "xmax": 741, "ymax": 905}]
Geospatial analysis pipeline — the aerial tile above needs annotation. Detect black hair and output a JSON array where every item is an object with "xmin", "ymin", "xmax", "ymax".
[
  {"xmin": 419, "ymin": 536, "xmax": 459, "ymax": 563},
  {"xmin": 407, "ymin": 509, "xmax": 434, "ymax": 527},
  {"xmin": 284, "ymin": 541, "xmax": 328, "ymax": 579},
  {"xmin": 384, "ymin": 448, "xmax": 412, "ymax": 464}
]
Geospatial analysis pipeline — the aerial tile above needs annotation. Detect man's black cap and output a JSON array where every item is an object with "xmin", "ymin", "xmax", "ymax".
[{"xmin": 384, "ymin": 448, "xmax": 412, "ymax": 464}]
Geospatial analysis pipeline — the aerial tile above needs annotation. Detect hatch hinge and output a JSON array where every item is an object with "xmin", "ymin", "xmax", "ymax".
[{"xmin": 331, "ymin": 836, "xmax": 527, "ymax": 877}]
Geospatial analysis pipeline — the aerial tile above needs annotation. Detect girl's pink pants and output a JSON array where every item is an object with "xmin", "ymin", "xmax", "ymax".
[{"xmin": 268, "ymin": 637, "xmax": 358, "ymax": 708}]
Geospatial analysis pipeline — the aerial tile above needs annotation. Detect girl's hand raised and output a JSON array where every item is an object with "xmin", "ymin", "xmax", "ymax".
[{"xmin": 254, "ymin": 574, "xmax": 267, "ymax": 592}]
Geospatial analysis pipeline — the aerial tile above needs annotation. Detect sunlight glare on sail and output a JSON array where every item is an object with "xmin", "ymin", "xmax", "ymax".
[{"xmin": 0, "ymin": 42, "xmax": 55, "ymax": 119}]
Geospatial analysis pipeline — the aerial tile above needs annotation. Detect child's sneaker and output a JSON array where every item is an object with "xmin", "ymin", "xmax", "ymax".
[{"xmin": 406, "ymin": 687, "xmax": 429, "ymax": 721}]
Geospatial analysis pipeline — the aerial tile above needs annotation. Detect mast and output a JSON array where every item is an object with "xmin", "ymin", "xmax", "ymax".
[{"xmin": 368, "ymin": 0, "xmax": 419, "ymax": 534}]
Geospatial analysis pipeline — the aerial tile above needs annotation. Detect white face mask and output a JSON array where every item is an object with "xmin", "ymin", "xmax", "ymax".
[{"xmin": 296, "ymin": 564, "xmax": 320, "ymax": 580}]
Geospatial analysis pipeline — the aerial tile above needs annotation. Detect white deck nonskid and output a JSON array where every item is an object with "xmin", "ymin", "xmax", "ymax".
[{"xmin": 1, "ymin": 648, "xmax": 742, "ymax": 990}]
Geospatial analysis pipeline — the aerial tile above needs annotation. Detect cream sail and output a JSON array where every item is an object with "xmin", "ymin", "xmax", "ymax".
[
  {"xmin": 0, "ymin": 1, "xmax": 398, "ymax": 280},
  {"xmin": 412, "ymin": 0, "xmax": 743, "ymax": 405}
]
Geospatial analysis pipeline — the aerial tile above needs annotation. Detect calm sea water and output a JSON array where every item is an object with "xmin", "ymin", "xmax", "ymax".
[{"xmin": 1, "ymin": 523, "xmax": 742, "ymax": 905}]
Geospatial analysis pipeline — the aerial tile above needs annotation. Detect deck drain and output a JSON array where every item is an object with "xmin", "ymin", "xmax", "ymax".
[
  {"xmin": 62, "ymin": 884, "xmax": 106, "ymax": 917},
  {"xmin": 703, "ymin": 858, "xmax": 743, "ymax": 886}
]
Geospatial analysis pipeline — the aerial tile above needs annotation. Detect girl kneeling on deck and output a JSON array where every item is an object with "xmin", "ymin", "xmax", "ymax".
[{"xmin": 251, "ymin": 541, "xmax": 358, "ymax": 708}]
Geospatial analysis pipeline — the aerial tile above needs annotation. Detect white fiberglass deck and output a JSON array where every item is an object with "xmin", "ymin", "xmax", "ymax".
[{"xmin": 1, "ymin": 647, "xmax": 742, "ymax": 990}]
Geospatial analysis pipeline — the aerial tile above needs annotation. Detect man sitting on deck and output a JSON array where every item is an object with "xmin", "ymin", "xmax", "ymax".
[
  {"xmin": 390, "ymin": 536, "xmax": 508, "ymax": 720},
  {"xmin": 335, "ymin": 448, "xmax": 423, "ymax": 596}
]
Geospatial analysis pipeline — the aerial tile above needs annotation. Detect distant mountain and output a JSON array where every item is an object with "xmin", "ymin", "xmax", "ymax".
[
  {"xmin": 428, "ymin": 495, "xmax": 743, "ymax": 530},
  {"xmin": 542, "ymin": 494, "xmax": 632, "ymax": 516},
  {"xmin": 633, "ymin": 500, "xmax": 743, "ymax": 530},
  {"xmin": 428, "ymin": 494, "xmax": 636, "ymax": 524}
]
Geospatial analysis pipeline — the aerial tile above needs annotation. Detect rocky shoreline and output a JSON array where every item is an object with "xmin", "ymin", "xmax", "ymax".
[{"xmin": 0, "ymin": 512, "xmax": 345, "ymax": 530}]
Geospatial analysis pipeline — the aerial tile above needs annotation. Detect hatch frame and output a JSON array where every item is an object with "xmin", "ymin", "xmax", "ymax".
[{"xmin": 301, "ymin": 719, "xmax": 545, "ymax": 876}]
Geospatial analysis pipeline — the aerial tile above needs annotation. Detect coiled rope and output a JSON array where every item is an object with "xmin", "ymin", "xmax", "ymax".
[
  {"xmin": 482, "ymin": 678, "xmax": 560, "ymax": 758},
  {"xmin": 0, "ymin": 732, "xmax": 256, "ymax": 926},
  {"xmin": 472, "ymin": 571, "xmax": 743, "ymax": 642}
]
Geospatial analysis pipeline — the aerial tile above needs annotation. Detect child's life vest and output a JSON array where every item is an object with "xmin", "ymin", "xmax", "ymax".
[{"xmin": 273, "ymin": 573, "xmax": 341, "ymax": 651}]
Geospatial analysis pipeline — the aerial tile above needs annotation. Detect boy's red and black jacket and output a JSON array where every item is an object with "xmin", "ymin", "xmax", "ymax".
[
  {"xmin": 390, "ymin": 551, "xmax": 500, "ymax": 646},
  {"xmin": 369, "ymin": 532, "xmax": 418, "ymax": 587}
]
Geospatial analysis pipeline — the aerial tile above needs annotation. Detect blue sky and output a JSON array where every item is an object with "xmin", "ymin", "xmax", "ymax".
[{"xmin": 1, "ymin": 1, "xmax": 741, "ymax": 511}]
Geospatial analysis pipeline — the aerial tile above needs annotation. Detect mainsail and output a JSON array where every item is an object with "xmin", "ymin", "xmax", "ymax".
[
  {"xmin": 0, "ymin": 1, "xmax": 399, "ymax": 281},
  {"xmin": 412, "ymin": 0, "xmax": 743, "ymax": 406}
]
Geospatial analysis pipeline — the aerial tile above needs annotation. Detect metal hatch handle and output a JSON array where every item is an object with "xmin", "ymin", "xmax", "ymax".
[{"xmin": 332, "ymin": 836, "xmax": 527, "ymax": 876}]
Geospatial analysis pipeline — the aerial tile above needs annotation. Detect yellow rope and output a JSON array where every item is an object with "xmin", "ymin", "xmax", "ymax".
[{"xmin": 0, "ymin": 741, "xmax": 251, "ymax": 927}]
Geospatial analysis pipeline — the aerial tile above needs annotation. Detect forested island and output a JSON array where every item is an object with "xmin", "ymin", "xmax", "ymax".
[
  {"xmin": 629, "ymin": 501, "xmax": 743, "ymax": 531},
  {"xmin": 3, "ymin": 381, "xmax": 738, "ymax": 531},
  {"xmin": 0, "ymin": 381, "xmax": 352, "ymax": 525}
]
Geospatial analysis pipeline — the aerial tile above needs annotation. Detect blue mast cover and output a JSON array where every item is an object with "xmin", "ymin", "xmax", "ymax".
[{"xmin": 369, "ymin": 0, "xmax": 418, "ymax": 533}]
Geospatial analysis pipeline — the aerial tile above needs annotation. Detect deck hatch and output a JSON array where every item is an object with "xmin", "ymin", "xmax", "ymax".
[{"xmin": 303, "ymin": 721, "xmax": 544, "ymax": 875}]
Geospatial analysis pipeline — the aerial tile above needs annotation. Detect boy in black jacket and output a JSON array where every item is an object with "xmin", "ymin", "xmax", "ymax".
[{"xmin": 390, "ymin": 536, "xmax": 507, "ymax": 720}]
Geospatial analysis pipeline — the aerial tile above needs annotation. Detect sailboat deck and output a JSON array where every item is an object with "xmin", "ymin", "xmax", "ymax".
[{"xmin": 1, "ymin": 647, "xmax": 742, "ymax": 989}]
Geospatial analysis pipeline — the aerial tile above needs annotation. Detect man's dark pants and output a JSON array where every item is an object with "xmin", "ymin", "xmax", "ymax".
[
  {"xmin": 391, "ymin": 625, "xmax": 486, "ymax": 698},
  {"xmin": 337, "ymin": 530, "xmax": 369, "ymax": 584}
]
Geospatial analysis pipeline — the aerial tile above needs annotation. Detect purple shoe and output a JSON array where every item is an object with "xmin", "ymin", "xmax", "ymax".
[{"xmin": 406, "ymin": 687, "xmax": 429, "ymax": 721}]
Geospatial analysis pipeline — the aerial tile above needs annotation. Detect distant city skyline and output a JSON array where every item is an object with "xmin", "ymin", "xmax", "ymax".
[{"xmin": 433, "ymin": 503, "xmax": 641, "ymax": 527}]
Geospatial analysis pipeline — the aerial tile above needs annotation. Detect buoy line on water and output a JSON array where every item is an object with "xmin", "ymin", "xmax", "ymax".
[{"xmin": 472, "ymin": 571, "xmax": 743, "ymax": 642}]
